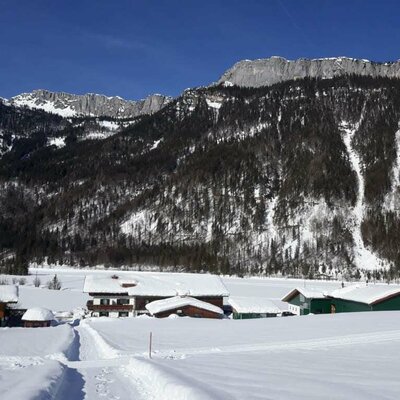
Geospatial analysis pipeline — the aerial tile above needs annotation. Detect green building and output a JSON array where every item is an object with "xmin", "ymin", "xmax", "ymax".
[
  {"xmin": 281, "ymin": 288, "xmax": 332, "ymax": 315},
  {"xmin": 282, "ymin": 285, "xmax": 400, "ymax": 315},
  {"xmin": 329, "ymin": 285, "xmax": 400, "ymax": 313},
  {"xmin": 229, "ymin": 296, "xmax": 283, "ymax": 319}
]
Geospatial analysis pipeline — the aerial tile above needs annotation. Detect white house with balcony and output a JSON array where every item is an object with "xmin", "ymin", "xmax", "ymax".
[{"xmin": 83, "ymin": 272, "xmax": 229, "ymax": 318}]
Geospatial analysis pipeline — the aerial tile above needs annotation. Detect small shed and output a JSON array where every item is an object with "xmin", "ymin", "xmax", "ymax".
[
  {"xmin": 22, "ymin": 307, "xmax": 54, "ymax": 327},
  {"xmin": 329, "ymin": 285, "xmax": 400, "ymax": 313},
  {"xmin": 146, "ymin": 296, "xmax": 224, "ymax": 319},
  {"xmin": 0, "ymin": 285, "xmax": 19, "ymax": 325},
  {"xmin": 229, "ymin": 296, "xmax": 284, "ymax": 319},
  {"xmin": 281, "ymin": 288, "xmax": 330, "ymax": 315}
]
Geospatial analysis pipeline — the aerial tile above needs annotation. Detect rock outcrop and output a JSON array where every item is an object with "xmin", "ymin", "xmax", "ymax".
[
  {"xmin": 8, "ymin": 89, "xmax": 172, "ymax": 118},
  {"xmin": 218, "ymin": 56, "xmax": 400, "ymax": 87}
]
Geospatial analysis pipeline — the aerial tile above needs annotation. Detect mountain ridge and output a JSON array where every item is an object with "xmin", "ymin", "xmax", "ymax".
[
  {"xmin": 7, "ymin": 89, "xmax": 172, "ymax": 118},
  {"xmin": 217, "ymin": 56, "xmax": 400, "ymax": 87}
]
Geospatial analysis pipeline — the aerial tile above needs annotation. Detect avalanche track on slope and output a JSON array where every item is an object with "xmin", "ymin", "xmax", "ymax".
[
  {"xmin": 384, "ymin": 128, "xmax": 400, "ymax": 212},
  {"xmin": 340, "ymin": 121, "xmax": 388, "ymax": 270}
]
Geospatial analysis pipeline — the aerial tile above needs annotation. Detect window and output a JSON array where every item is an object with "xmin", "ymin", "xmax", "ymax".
[
  {"xmin": 100, "ymin": 299, "xmax": 110, "ymax": 305},
  {"xmin": 119, "ymin": 312, "xmax": 129, "ymax": 317},
  {"xmin": 117, "ymin": 298, "xmax": 129, "ymax": 305},
  {"xmin": 99, "ymin": 311, "xmax": 109, "ymax": 317}
]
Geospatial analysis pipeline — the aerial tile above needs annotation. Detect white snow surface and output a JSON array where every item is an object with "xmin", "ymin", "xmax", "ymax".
[
  {"xmin": 83, "ymin": 272, "xmax": 229, "ymax": 297},
  {"xmin": 146, "ymin": 296, "xmax": 223, "ymax": 316},
  {"xmin": 229, "ymin": 296, "xmax": 284, "ymax": 314},
  {"xmin": 205, "ymin": 99, "xmax": 222, "ymax": 109},
  {"xmin": 84, "ymin": 312, "xmax": 400, "ymax": 400},
  {"xmin": 11, "ymin": 96, "xmax": 76, "ymax": 117},
  {"xmin": 97, "ymin": 120, "xmax": 120, "ymax": 130},
  {"xmin": 22, "ymin": 307, "xmax": 55, "ymax": 321},
  {"xmin": 150, "ymin": 138, "xmax": 162, "ymax": 150},
  {"xmin": 0, "ymin": 324, "xmax": 74, "ymax": 400},
  {"xmin": 48, "ymin": 137, "xmax": 66, "ymax": 148},
  {"xmin": 17, "ymin": 286, "xmax": 89, "ymax": 312},
  {"xmin": 0, "ymin": 284, "xmax": 19, "ymax": 302},
  {"xmin": 3, "ymin": 267, "xmax": 400, "ymax": 399},
  {"xmin": 330, "ymin": 283, "xmax": 400, "ymax": 305}
]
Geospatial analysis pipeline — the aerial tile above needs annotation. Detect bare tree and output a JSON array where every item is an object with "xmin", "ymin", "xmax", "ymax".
[
  {"xmin": 47, "ymin": 274, "xmax": 62, "ymax": 290},
  {"xmin": 33, "ymin": 275, "xmax": 41, "ymax": 288}
]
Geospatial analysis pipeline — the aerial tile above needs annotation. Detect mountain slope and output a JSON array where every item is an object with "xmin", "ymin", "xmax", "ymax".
[{"xmin": 2, "ymin": 74, "xmax": 400, "ymax": 279}]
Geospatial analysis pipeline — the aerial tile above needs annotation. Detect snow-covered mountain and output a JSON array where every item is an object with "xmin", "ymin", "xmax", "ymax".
[
  {"xmin": 218, "ymin": 56, "xmax": 400, "ymax": 87},
  {"xmin": 2, "ymin": 57, "xmax": 400, "ymax": 280},
  {"xmin": 7, "ymin": 89, "xmax": 172, "ymax": 118}
]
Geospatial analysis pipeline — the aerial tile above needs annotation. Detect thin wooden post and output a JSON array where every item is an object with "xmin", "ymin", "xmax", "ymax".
[{"xmin": 149, "ymin": 332, "xmax": 152, "ymax": 359}]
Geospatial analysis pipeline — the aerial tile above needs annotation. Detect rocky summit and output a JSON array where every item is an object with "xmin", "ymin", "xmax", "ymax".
[
  {"xmin": 218, "ymin": 56, "xmax": 400, "ymax": 87},
  {"xmin": 7, "ymin": 89, "xmax": 172, "ymax": 118}
]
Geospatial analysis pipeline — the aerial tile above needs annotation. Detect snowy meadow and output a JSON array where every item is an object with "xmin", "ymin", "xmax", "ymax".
[{"xmin": 1, "ymin": 267, "xmax": 399, "ymax": 399}]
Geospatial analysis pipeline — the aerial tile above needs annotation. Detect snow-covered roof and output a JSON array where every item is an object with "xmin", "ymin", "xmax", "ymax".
[
  {"xmin": 145, "ymin": 296, "xmax": 224, "ymax": 316},
  {"xmin": 229, "ymin": 296, "xmax": 283, "ymax": 314},
  {"xmin": 329, "ymin": 284, "xmax": 400, "ymax": 305},
  {"xmin": 22, "ymin": 307, "xmax": 54, "ymax": 321},
  {"xmin": 83, "ymin": 272, "xmax": 229, "ymax": 297},
  {"xmin": 281, "ymin": 287, "xmax": 326, "ymax": 302},
  {"xmin": 0, "ymin": 285, "xmax": 19, "ymax": 303}
]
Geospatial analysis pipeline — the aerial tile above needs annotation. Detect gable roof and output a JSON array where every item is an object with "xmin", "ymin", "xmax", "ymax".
[
  {"xmin": 229, "ymin": 296, "xmax": 284, "ymax": 314},
  {"xmin": 0, "ymin": 285, "xmax": 19, "ymax": 303},
  {"xmin": 329, "ymin": 284, "xmax": 400, "ymax": 306},
  {"xmin": 281, "ymin": 287, "xmax": 326, "ymax": 302},
  {"xmin": 83, "ymin": 272, "xmax": 229, "ymax": 297},
  {"xmin": 145, "ymin": 296, "xmax": 223, "ymax": 315}
]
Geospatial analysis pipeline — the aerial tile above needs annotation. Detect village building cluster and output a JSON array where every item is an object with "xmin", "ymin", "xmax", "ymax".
[{"xmin": 3, "ymin": 271, "xmax": 400, "ymax": 327}]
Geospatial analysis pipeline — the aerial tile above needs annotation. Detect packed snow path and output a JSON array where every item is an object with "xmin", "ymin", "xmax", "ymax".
[
  {"xmin": 341, "ymin": 121, "xmax": 387, "ymax": 270},
  {"xmin": 56, "ymin": 322, "xmax": 142, "ymax": 400}
]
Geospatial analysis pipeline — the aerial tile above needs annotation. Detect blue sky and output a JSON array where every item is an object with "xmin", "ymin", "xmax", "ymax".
[{"xmin": 0, "ymin": 0, "xmax": 399, "ymax": 99}]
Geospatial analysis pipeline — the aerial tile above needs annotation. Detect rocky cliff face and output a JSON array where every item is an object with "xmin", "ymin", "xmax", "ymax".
[
  {"xmin": 218, "ymin": 56, "xmax": 400, "ymax": 87},
  {"xmin": 7, "ymin": 89, "xmax": 172, "ymax": 118}
]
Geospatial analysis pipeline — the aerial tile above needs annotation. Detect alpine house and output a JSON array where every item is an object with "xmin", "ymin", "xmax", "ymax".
[
  {"xmin": 282, "ymin": 284, "xmax": 400, "ymax": 315},
  {"xmin": 83, "ymin": 272, "xmax": 229, "ymax": 318},
  {"xmin": 281, "ymin": 288, "xmax": 332, "ymax": 315}
]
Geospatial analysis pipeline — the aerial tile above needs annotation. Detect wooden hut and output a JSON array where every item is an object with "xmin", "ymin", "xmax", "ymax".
[{"xmin": 22, "ymin": 307, "xmax": 54, "ymax": 327}]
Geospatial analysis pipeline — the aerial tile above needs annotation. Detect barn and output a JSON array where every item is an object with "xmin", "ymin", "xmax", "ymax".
[
  {"xmin": 229, "ymin": 296, "xmax": 285, "ymax": 319},
  {"xmin": 22, "ymin": 307, "xmax": 55, "ymax": 328},
  {"xmin": 146, "ymin": 296, "xmax": 224, "ymax": 319},
  {"xmin": 329, "ymin": 285, "xmax": 400, "ymax": 313},
  {"xmin": 281, "ymin": 288, "xmax": 331, "ymax": 315}
]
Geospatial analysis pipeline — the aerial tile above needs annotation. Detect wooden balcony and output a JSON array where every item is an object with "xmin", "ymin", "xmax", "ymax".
[{"xmin": 87, "ymin": 300, "xmax": 133, "ymax": 312}]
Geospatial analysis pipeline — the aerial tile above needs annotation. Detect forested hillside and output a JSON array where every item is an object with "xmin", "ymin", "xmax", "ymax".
[{"xmin": 1, "ymin": 75, "xmax": 400, "ymax": 279}]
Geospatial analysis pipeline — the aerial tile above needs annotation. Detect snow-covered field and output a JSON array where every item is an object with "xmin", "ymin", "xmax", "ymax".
[{"xmin": 1, "ymin": 267, "xmax": 400, "ymax": 399}]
